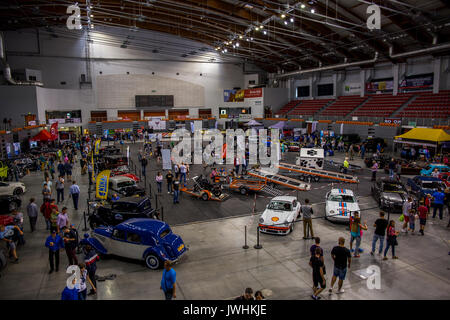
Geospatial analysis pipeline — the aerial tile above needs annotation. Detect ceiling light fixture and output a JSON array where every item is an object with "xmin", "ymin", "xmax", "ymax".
[
  {"xmin": 263, "ymin": 30, "xmax": 267, "ymax": 35},
  {"xmin": 284, "ymin": 21, "xmax": 288, "ymax": 25},
  {"xmin": 255, "ymin": 27, "xmax": 259, "ymax": 31},
  {"xmin": 260, "ymin": 25, "xmax": 264, "ymax": 29},
  {"xmin": 281, "ymin": 14, "xmax": 286, "ymax": 18},
  {"xmin": 311, "ymin": 9, "xmax": 315, "ymax": 13},
  {"xmin": 290, "ymin": 18, "xmax": 294, "ymax": 22},
  {"xmin": 301, "ymin": 4, "xmax": 306, "ymax": 9},
  {"xmin": 239, "ymin": 35, "xmax": 243, "ymax": 39},
  {"xmin": 236, "ymin": 42, "xmax": 239, "ymax": 47}
]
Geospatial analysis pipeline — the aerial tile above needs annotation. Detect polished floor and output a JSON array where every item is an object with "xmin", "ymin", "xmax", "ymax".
[{"xmin": 0, "ymin": 140, "xmax": 449, "ymax": 300}]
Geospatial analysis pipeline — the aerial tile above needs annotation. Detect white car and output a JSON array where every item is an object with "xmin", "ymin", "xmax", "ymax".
[
  {"xmin": 259, "ymin": 196, "xmax": 301, "ymax": 235},
  {"xmin": 0, "ymin": 181, "xmax": 26, "ymax": 196},
  {"xmin": 325, "ymin": 189, "xmax": 360, "ymax": 222}
]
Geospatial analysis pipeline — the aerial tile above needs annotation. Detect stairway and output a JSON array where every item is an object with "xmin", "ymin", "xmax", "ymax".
[
  {"xmin": 346, "ymin": 96, "xmax": 372, "ymax": 119},
  {"xmin": 390, "ymin": 94, "xmax": 418, "ymax": 117}
]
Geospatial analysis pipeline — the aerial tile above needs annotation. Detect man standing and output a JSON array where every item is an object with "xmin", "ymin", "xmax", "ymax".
[
  {"xmin": 166, "ymin": 171, "xmax": 174, "ymax": 194},
  {"xmin": 179, "ymin": 163, "xmax": 187, "ymax": 184},
  {"xmin": 388, "ymin": 158, "xmax": 396, "ymax": 179},
  {"xmin": 418, "ymin": 201, "xmax": 429, "ymax": 236},
  {"xmin": 26, "ymin": 198, "xmax": 39, "ymax": 232},
  {"xmin": 301, "ymin": 199, "xmax": 314, "ymax": 239},
  {"xmin": 56, "ymin": 207, "xmax": 69, "ymax": 234},
  {"xmin": 371, "ymin": 161, "xmax": 379, "ymax": 181},
  {"xmin": 42, "ymin": 183, "xmax": 51, "ymax": 203},
  {"xmin": 310, "ymin": 247, "xmax": 326, "ymax": 300},
  {"xmin": 69, "ymin": 181, "xmax": 81, "ymax": 210},
  {"xmin": 63, "ymin": 226, "xmax": 78, "ymax": 266},
  {"xmin": 45, "ymin": 230, "xmax": 64, "ymax": 274},
  {"xmin": 55, "ymin": 176, "xmax": 65, "ymax": 204},
  {"xmin": 342, "ymin": 157, "xmax": 349, "ymax": 175},
  {"xmin": 173, "ymin": 180, "xmax": 180, "ymax": 204},
  {"xmin": 84, "ymin": 244, "xmax": 99, "ymax": 296},
  {"xmin": 370, "ymin": 212, "xmax": 388, "ymax": 256},
  {"xmin": 57, "ymin": 161, "xmax": 65, "ymax": 178},
  {"xmin": 141, "ymin": 156, "xmax": 148, "ymax": 178},
  {"xmin": 432, "ymin": 188, "xmax": 445, "ymax": 220},
  {"xmin": 402, "ymin": 197, "xmax": 413, "ymax": 233},
  {"xmin": 160, "ymin": 260, "xmax": 177, "ymax": 300},
  {"xmin": 329, "ymin": 237, "xmax": 351, "ymax": 294},
  {"xmin": 360, "ymin": 143, "xmax": 366, "ymax": 159}
]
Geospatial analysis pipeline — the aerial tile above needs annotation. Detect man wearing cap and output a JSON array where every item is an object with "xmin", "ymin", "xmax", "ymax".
[
  {"xmin": 45, "ymin": 230, "xmax": 65, "ymax": 274},
  {"xmin": 235, "ymin": 288, "xmax": 254, "ymax": 300}
]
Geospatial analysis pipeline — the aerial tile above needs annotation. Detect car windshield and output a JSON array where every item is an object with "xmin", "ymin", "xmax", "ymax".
[
  {"xmin": 160, "ymin": 228, "xmax": 171, "ymax": 239},
  {"xmin": 268, "ymin": 201, "xmax": 292, "ymax": 211},
  {"xmin": 422, "ymin": 181, "xmax": 444, "ymax": 189},
  {"xmin": 140, "ymin": 199, "xmax": 152, "ymax": 211},
  {"xmin": 117, "ymin": 181, "xmax": 135, "ymax": 188},
  {"xmin": 329, "ymin": 195, "xmax": 356, "ymax": 203},
  {"xmin": 383, "ymin": 183, "xmax": 405, "ymax": 192}
]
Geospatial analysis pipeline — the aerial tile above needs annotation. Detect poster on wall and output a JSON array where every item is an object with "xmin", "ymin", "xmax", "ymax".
[
  {"xmin": 5, "ymin": 143, "xmax": 12, "ymax": 159},
  {"xmin": 344, "ymin": 83, "xmax": 361, "ymax": 94},
  {"xmin": 48, "ymin": 119, "xmax": 66, "ymax": 124},
  {"xmin": 399, "ymin": 73, "xmax": 433, "ymax": 91},
  {"xmin": 148, "ymin": 117, "xmax": 166, "ymax": 130},
  {"xmin": 366, "ymin": 79, "xmax": 394, "ymax": 93}
]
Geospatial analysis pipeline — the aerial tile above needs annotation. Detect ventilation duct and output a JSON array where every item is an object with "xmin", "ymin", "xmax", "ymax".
[{"xmin": 0, "ymin": 32, "xmax": 43, "ymax": 86}]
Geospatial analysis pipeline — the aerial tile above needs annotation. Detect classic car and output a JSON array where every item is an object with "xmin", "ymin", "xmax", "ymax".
[
  {"xmin": 99, "ymin": 146, "xmax": 122, "ymax": 156},
  {"xmin": 110, "ymin": 169, "xmax": 140, "ymax": 183},
  {"xmin": 407, "ymin": 176, "xmax": 447, "ymax": 202},
  {"xmin": 372, "ymin": 178, "xmax": 413, "ymax": 213},
  {"xmin": 420, "ymin": 164, "xmax": 449, "ymax": 176},
  {"xmin": 438, "ymin": 172, "xmax": 450, "ymax": 187},
  {"xmin": 81, "ymin": 218, "xmax": 187, "ymax": 269},
  {"xmin": 106, "ymin": 175, "xmax": 145, "ymax": 200},
  {"xmin": 259, "ymin": 196, "xmax": 301, "ymax": 235},
  {"xmin": 88, "ymin": 196, "xmax": 156, "ymax": 229},
  {"xmin": 97, "ymin": 155, "xmax": 129, "ymax": 171},
  {"xmin": 383, "ymin": 160, "xmax": 422, "ymax": 176},
  {"xmin": 285, "ymin": 142, "xmax": 300, "ymax": 152},
  {"xmin": 0, "ymin": 181, "xmax": 26, "ymax": 196},
  {"xmin": 325, "ymin": 189, "xmax": 360, "ymax": 222},
  {"xmin": 0, "ymin": 195, "xmax": 22, "ymax": 213}
]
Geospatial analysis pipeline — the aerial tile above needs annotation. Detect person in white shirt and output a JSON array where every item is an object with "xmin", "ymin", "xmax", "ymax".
[
  {"xmin": 402, "ymin": 197, "xmax": 413, "ymax": 233},
  {"xmin": 431, "ymin": 168, "xmax": 440, "ymax": 178}
]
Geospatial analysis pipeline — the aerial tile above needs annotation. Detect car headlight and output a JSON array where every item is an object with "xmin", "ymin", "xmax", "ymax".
[
  {"xmin": 329, "ymin": 210, "xmax": 335, "ymax": 214},
  {"xmin": 259, "ymin": 218, "xmax": 264, "ymax": 224}
]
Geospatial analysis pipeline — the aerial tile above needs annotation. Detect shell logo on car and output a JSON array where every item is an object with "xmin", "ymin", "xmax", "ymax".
[{"xmin": 271, "ymin": 217, "xmax": 279, "ymax": 222}]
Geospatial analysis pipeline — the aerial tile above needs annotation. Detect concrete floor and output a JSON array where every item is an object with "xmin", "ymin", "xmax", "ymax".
[{"xmin": 1, "ymin": 140, "xmax": 449, "ymax": 300}]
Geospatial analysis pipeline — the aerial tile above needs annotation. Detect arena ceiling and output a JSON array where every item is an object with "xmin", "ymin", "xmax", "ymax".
[{"xmin": 1, "ymin": 0, "xmax": 450, "ymax": 72}]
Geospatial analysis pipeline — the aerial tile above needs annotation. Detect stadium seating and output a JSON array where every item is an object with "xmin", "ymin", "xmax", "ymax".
[
  {"xmin": 320, "ymin": 95, "xmax": 368, "ymax": 117},
  {"xmin": 398, "ymin": 90, "xmax": 450, "ymax": 119},
  {"xmin": 276, "ymin": 100, "xmax": 301, "ymax": 115},
  {"xmin": 352, "ymin": 93, "xmax": 414, "ymax": 118},
  {"xmin": 288, "ymin": 98, "xmax": 333, "ymax": 116}
]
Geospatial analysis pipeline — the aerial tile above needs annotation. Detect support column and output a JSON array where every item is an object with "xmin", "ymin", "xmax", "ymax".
[
  {"xmin": 393, "ymin": 64, "xmax": 399, "ymax": 96},
  {"xmin": 433, "ymin": 57, "xmax": 441, "ymax": 94},
  {"xmin": 360, "ymin": 69, "xmax": 366, "ymax": 97},
  {"xmin": 140, "ymin": 110, "xmax": 144, "ymax": 120}
]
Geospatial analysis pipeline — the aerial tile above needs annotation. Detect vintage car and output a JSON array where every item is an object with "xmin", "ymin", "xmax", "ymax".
[
  {"xmin": 110, "ymin": 169, "xmax": 140, "ymax": 183},
  {"xmin": 99, "ymin": 146, "xmax": 122, "ymax": 156},
  {"xmin": 325, "ymin": 189, "xmax": 360, "ymax": 222},
  {"xmin": 0, "ymin": 181, "xmax": 26, "ymax": 196},
  {"xmin": 383, "ymin": 160, "xmax": 422, "ymax": 176},
  {"xmin": 106, "ymin": 175, "xmax": 145, "ymax": 200},
  {"xmin": 0, "ymin": 195, "xmax": 22, "ymax": 213},
  {"xmin": 372, "ymin": 178, "xmax": 412, "ymax": 213},
  {"xmin": 407, "ymin": 176, "xmax": 447, "ymax": 202},
  {"xmin": 285, "ymin": 142, "xmax": 300, "ymax": 152},
  {"xmin": 259, "ymin": 196, "xmax": 301, "ymax": 235},
  {"xmin": 81, "ymin": 218, "xmax": 187, "ymax": 269},
  {"xmin": 88, "ymin": 196, "xmax": 156, "ymax": 229},
  {"xmin": 97, "ymin": 155, "xmax": 128, "ymax": 171},
  {"xmin": 420, "ymin": 164, "xmax": 449, "ymax": 176}
]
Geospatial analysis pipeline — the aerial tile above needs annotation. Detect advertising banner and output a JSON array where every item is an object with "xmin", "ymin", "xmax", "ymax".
[
  {"xmin": 400, "ymin": 73, "xmax": 433, "ymax": 91},
  {"xmin": 148, "ymin": 117, "xmax": 166, "ymax": 130},
  {"xmin": 94, "ymin": 139, "xmax": 101, "ymax": 155},
  {"xmin": 244, "ymin": 88, "xmax": 263, "ymax": 98},
  {"xmin": 344, "ymin": 83, "xmax": 361, "ymax": 94},
  {"xmin": 384, "ymin": 118, "xmax": 402, "ymax": 125},
  {"xmin": 95, "ymin": 170, "xmax": 111, "ymax": 200},
  {"xmin": 366, "ymin": 79, "xmax": 394, "ymax": 93},
  {"xmin": 50, "ymin": 122, "xmax": 58, "ymax": 141}
]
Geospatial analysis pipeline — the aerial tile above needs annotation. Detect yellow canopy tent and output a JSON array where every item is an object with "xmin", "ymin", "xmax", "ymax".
[
  {"xmin": 394, "ymin": 128, "xmax": 450, "ymax": 150},
  {"xmin": 394, "ymin": 128, "xmax": 450, "ymax": 143}
]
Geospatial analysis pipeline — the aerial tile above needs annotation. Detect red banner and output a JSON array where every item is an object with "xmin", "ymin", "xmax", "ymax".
[
  {"xmin": 50, "ymin": 122, "xmax": 58, "ymax": 141},
  {"xmin": 244, "ymin": 88, "xmax": 263, "ymax": 98}
]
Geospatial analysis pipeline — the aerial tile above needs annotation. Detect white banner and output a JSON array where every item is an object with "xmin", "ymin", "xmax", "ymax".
[
  {"xmin": 343, "ymin": 83, "xmax": 361, "ymax": 94},
  {"xmin": 162, "ymin": 149, "xmax": 172, "ymax": 170},
  {"xmin": 148, "ymin": 117, "xmax": 166, "ymax": 130}
]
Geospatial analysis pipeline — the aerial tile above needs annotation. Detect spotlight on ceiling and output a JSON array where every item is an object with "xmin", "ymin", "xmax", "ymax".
[
  {"xmin": 260, "ymin": 25, "xmax": 264, "ymax": 29},
  {"xmin": 301, "ymin": 4, "xmax": 306, "ymax": 9},
  {"xmin": 236, "ymin": 42, "xmax": 239, "ymax": 47},
  {"xmin": 239, "ymin": 35, "xmax": 243, "ymax": 39},
  {"xmin": 255, "ymin": 27, "xmax": 259, "ymax": 31},
  {"xmin": 281, "ymin": 14, "xmax": 286, "ymax": 18},
  {"xmin": 311, "ymin": 9, "xmax": 315, "ymax": 13},
  {"xmin": 263, "ymin": 30, "xmax": 267, "ymax": 35},
  {"xmin": 284, "ymin": 21, "xmax": 288, "ymax": 25},
  {"xmin": 290, "ymin": 18, "xmax": 294, "ymax": 22}
]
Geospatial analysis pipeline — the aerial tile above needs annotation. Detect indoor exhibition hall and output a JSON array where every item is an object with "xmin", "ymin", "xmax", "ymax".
[{"xmin": 0, "ymin": 0, "xmax": 449, "ymax": 306}]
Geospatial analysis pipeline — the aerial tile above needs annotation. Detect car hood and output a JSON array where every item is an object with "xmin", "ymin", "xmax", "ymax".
[
  {"xmin": 260, "ymin": 209, "xmax": 291, "ymax": 225},
  {"xmin": 381, "ymin": 192, "xmax": 407, "ymax": 203},
  {"xmin": 327, "ymin": 201, "xmax": 360, "ymax": 216}
]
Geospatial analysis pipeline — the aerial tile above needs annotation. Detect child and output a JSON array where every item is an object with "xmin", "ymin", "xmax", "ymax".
[{"xmin": 418, "ymin": 201, "xmax": 429, "ymax": 236}]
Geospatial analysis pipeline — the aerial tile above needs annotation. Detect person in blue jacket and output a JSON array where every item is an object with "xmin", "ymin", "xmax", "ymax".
[
  {"xmin": 61, "ymin": 278, "xmax": 79, "ymax": 300},
  {"xmin": 45, "ymin": 230, "xmax": 64, "ymax": 274}
]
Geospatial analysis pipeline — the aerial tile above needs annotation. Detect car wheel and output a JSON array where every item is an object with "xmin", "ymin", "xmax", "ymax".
[
  {"xmin": 13, "ymin": 188, "xmax": 23, "ymax": 196},
  {"xmin": 201, "ymin": 192, "xmax": 209, "ymax": 201},
  {"xmin": 289, "ymin": 224, "xmax": 294, "ymax": 233},
  {"xmin": 8, "ymin": 201, "xmax": 18, "ymax": 212},
  {"xmin": 145, "ymin": 254, "xmax": 161, "ymax": 270},
  {"xmin": 239, "ymin": 187, "xmax": 248, "ymax": 195}
]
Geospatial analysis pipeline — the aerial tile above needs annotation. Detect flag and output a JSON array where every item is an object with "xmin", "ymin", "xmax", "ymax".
[
  {"xmin": 96, "ymin": 170, "xmax": 111, "ymax": 200},
  {"xmin": 94, "ymin": 139, "xmax": 101, "ymax": 155},
  {"xmin": 91, "ymin": 151, "xmax": 96, "ymax": 184},
  {"xmin": 50, "ymin": 122, "xmax": 58, "ymax": 141}
]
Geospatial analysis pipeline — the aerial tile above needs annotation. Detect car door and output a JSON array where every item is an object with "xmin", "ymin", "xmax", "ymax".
[
  {"xmin": 325, "ymin": 192, "xmax": 330, "ymax": 214},
  {"xmin": 110, "ymin": 228, "xmax": 129, "ymax": 257},
  {"xmin": 0, "ymin": 182, "xmax": 10, "ymax": 195},
  {"xmin": 122, "ymin": 231, "xmax": 147, "ymax": 260}
]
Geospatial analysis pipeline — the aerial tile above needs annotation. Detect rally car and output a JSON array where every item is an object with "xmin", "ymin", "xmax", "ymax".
[
  {"xmin": 81, "ymin": 218, "xmax": 187, "ymax": 269},
  {"xmin": 325, "ymin": 189, "xmax": 360, "ymax": 222},
  {"xmin": 258, "ymin": 196, "xmax": 301, "ymax": 235}
]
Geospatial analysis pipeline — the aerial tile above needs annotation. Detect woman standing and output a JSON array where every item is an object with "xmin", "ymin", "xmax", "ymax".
[
  {"xmin": 156, "ymin": 172, "xmax": 163, "ymax": 194},
  {"xmin": 383, "ymin": 220, "xmax": 400, "ymax": 260}
]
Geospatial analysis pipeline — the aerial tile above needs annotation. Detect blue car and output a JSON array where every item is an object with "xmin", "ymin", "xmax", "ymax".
[
  {"xmin": 420, "ymin": 164, "xmax": 449, "ymax": 176},
  {"xmin": 81, "ymin": 218, "xmax": 187, "ymax": 269},
  {"xmin": 407, "ymin": 176, "xmax": 447, "ymax": 202}
]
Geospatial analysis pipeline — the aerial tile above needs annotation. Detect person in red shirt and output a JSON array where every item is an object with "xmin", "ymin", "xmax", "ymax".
[
  {"xmin": 40, "ymin": 199, "xmax": 58, "ymax": 231},
  {"xmin": 418, "ymin": 202, "xmax": 429, "ymax": 236},
  {"xmin": 424, "ymin": 194, "xmax": 432, "ymax": 211}
]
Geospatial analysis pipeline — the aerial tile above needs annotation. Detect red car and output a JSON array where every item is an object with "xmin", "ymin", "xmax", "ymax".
[
  {"xmin": 0, "ymin": 215, "xmax": 13, "ymax": 226},
  {"xmin": 111, "ymin": 170, "xmax": 140, "ymax": 183},
  {"xmin": 438, "ymin": 172, "xmax": 450, "ymax": 187}
]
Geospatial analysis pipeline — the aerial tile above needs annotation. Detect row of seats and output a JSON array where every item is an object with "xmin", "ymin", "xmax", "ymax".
[
  {"xmin": 399, "ymin": 91, "xmax": 449, "ymax": 118},
  {"xmin": 352, "ymin": 93, "xmax": 414, "ymax": 117},
  {"xmin": 320, "ymin": 95, "xmax": 368, "ymax": 117},
  {"xmin": 288, "ymin": 99, "xmax": 333, "ymax": 116},
  {"xmin": 276, "ymin": 100, "xmax": 301, "ymax": 115}
]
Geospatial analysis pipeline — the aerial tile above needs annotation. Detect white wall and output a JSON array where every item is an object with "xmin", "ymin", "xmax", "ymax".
[
  {"xmin": 0, "ymin": 86, "xmax": 38, "ymax": 127},
  {"xmin": 263, "ymin": 88, "xmax": 289, "ymax": 114}
]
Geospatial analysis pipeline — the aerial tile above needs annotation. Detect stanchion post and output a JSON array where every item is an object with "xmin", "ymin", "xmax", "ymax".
[
  {"xmin": 254, "ymin": 226, "xmax": 262, "ymax": 249},
  {"xmin": 161, "ymin": 206, "xmax": 164, "ymax": 222},
  {"xmin": 243, "ymin": 225, "xmax": 249, "ymax": 249},
  {"xmin": 155, "ymin": 193, "xmax": 158, "ymax": 210},
  {"xmin": 82, "ymin": 211, "xmax": 89, "ymax": 231}
]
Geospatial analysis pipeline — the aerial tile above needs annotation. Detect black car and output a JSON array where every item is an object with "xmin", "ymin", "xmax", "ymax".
[
  {"xmin": 97, "ymin": 155, "xmax": 128, "ymax": 171},
  {"xmin": 341, "ymin": 134, "xmax": 361, "ymax": 146},
  {"xmin": 363, "ymin": 137, "xmax": 386, "ymax": 153},
  {"xmin": 99, "ymin": 146, "xmax": 122, "ymax": 156},
  {"xmin": 0, "ymin": 195, "xmax": 22, "ymax": 212},
  {"xmin": 371, "ymin": 178, "xmax": 415, "ymax": 213},
  {"xmin": 88, "ymin": 196, "xmax": 156, "ymax": 229}
]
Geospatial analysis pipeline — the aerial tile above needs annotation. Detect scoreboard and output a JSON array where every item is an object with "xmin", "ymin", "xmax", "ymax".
[{"xmin": 135, "ymin": 95, "xmax": 174, "ymax": 108}]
